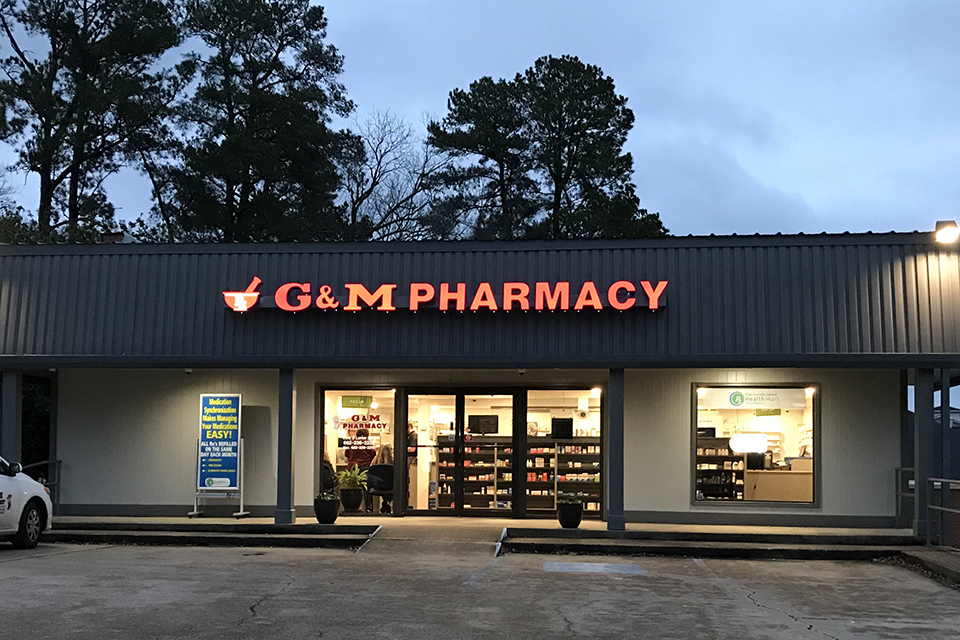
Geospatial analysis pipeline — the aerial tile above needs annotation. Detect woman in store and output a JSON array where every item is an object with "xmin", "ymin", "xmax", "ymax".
[
  {"xmin": 371, "ymin": 444, "xmax": 393, "ymax": 466},
  {"xmin": 320, "ymin": 452, "xmax": 337, "ymax": 493},
  {"xmin": 367, "ymin": 444, "xmax": 394, "ymax": 513}
]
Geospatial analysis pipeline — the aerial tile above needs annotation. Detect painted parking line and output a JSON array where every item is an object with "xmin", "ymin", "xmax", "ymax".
[{"xmin": 542, "ymin": 561, "xmax": 647, "ymax": 575}]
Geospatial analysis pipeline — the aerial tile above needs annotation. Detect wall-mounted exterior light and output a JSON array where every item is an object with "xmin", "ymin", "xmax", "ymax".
[{"xmin": 935, "ymin": 220, "xmax": 960, "ymax": 243}]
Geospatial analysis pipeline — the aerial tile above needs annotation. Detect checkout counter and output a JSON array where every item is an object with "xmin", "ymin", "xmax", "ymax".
[{"xmin": 743, "ymin": 457, "xmax": 813, "ymax": 502}]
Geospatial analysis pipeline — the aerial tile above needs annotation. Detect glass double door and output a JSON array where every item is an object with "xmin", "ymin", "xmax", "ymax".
[{"xmin": 406, "ymin": 393, "xmax": 514, "ymax": 514}]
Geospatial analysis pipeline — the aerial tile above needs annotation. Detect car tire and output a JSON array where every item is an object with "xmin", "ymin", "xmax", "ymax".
[{"xmin": 13, "ymin": 501, "xmax": 43, "ymax": 549}]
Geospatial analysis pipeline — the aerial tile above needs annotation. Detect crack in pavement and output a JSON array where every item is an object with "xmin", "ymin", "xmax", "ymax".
[
  {"xmin": 244, "ymin": 575, "xmax": 296, "ymax": 624},
  {"xmin": 741, "ymin": 588, "xmax": 840, "ymax": 640},
  {"xmin": 554, "ymin": 603, "xmax": 575, "ymax": 635},
  {"xmin": 0, "ymin": 543, "xmax": 116, "ymax": 563},
  {"xmin": 693, "ymin": 558, "xmax": 840, "ymax": 640}
]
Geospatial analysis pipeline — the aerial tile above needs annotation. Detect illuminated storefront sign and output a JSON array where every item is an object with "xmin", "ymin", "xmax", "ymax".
[
  {"xmin": 223, "ymin": 278, "xmax": 668, "ymax": 313},
  {"xmin": 698, "ymin": 388, "xmax": 808, "ymax": 410}
]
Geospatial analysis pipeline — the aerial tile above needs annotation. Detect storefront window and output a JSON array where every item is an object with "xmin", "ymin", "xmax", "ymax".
[
  {"xmin": 323, "ymin": 390, "xmax": 396, "ymax": 513},
  {"xmin": 526, "ymin": 389, "xmax": 602, "ymax": 514},
  {"xmin": 406, "ymin": 394, "xmax": 513, "ymax": 512},
  {"xmin": 695, "ymin": 386, "xmax": 815, "ymax": 503},
  {"xmin": 463, "ymin": 395, "xmax": 514, "ymax": 511},
  {"xmin": 407, "ymin": 394, "xmax": 455, "ymax": 511}
]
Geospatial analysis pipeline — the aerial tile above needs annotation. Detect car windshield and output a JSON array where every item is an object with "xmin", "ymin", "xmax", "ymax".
[{"xmin": 0, "ymin": 457, "xmax": 8, "ymax": 475}]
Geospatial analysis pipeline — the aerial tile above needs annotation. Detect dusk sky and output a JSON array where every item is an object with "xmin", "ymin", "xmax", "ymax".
[{"xmin": 3, "ymin": 1, "xmax": 958, "ymax": 237}]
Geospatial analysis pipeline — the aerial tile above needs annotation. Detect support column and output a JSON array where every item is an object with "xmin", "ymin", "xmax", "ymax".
[
  {"xmin": 1, "ymin": 370, "xmax": 22, "ymax": 462},
  {"xmin": 392, "ymin": 388, "xmax": 407, "ymax": 517},
  {"xmin": 915, "ymin": 369, "xmax": 937, "ymax": 539},
  {"xmin": 607, "ymin": 368, "xmax": 625, "ymax": 531},
  {"xmin": 942, "ymin": 369, "xmax": 952, "ymax": 480},
  {"xmin": 275, "ymin": 369, "xmax": 296, "ymax": 525},
  {"xmin": 513, "ymin": 389, "xmax": 527, "ymax": 518}
]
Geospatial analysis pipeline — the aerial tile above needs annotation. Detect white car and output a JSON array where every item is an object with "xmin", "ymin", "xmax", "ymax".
[{"xmin": 0, "ymin": 456, "xmax": 53, "ymax": 548}]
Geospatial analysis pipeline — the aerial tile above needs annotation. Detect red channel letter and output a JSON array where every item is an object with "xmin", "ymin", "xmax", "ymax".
[
  {"xmin": 640, "ymin": 280, "xmax": 668, "ymax": 309},
  {"xmin": 274, "ymin": 282, "xmax": 311, "ymax": 311},
  {"xmin": 502, "ymin": 282, "xmax": 530, "ymax": 310},
  {"xmin": 606, "ymin": 281, "xmax": 636, "ymax": 310},
  {"xmin": 409, "ymin": 283, "xmax": 435, "ymax": 311}
]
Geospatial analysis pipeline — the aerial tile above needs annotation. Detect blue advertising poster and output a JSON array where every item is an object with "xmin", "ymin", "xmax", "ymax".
[{"xmin": 197, "ymin": 394, "xmax": 241, "ymax": 491}]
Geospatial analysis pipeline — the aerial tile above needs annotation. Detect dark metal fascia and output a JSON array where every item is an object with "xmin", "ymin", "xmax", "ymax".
[{"xmin": 4, "ymin": 352, "xmax": 960, "ymax": 369}]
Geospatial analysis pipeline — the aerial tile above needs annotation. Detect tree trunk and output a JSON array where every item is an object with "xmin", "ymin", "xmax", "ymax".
[
  {"xmin": 552, "ymin": 182, "xmax": 562, "ymax": 240},
  {"xmin": 498, "ymin": 162, "xmax": 510, "ymax": 239},
  {"xmin": 38, "ymin": 166, "xmax": 54, "ymax": 236},
  {"xmin": 67, "ymin": 122, "xmax": 85, "ymax": 243},
  {"xmin": 223, "ymin": 177, "xmax": 236, "ymax": 243}
]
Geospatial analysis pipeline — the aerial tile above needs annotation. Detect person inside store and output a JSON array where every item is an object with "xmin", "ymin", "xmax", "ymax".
[
  {"xmin": 372, "ymin": 444, "xmax": 394, "ymax": 466},
  {"xmin": 346, "ymin": 428, "xmax": 376, "ymax": 469},
  {"xmin": 406, "ymin": 421, "xmax": 418, "ymax": 509},
  {"xmin": 367, "ymin": 444, "xmax": 394, "ymax": 513},
  {"xmin": 321, "ymin": 452, "xmax": 337, "ymax": 493},
  {"xmin": 406, "ymin": 422, "xmax": 418, "ymax": 463},
  {"xmin": 346, "ymin": 428, "xmax": 376, "ymax": 512}
]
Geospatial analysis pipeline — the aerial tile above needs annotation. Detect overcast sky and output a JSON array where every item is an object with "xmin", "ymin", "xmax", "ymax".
[
  {"xmin": 4, "ymin": 1, "xmax": 958, "ymax": 237},
  {"xmin": 321, "ymin": 0, "xmax": 958, "ymax": 236}
]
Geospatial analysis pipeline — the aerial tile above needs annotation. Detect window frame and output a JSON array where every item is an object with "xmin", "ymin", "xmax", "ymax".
[{"xmin": 689, "ymin": 382, "xmax": 821, "ymax": 508}]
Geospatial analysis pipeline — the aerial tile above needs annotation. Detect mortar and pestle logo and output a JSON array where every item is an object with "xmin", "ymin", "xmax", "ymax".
[{"xmin": 223, "ymin": 277, "xmax": 262, "ymax": 312}]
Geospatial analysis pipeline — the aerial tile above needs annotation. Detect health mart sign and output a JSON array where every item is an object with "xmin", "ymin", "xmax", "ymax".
[
  {"xmin": 700, "ymin": 388, "xmax": 808, "ymax": 410},
  {"xmin": 222, "ymin": 277, "xmax": 668, "ymax": 313}
]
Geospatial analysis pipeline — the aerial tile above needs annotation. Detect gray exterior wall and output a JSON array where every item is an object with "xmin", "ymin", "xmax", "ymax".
[
  {"xmin": 623, "ymin": 368, "xmax": 901, "ymax": 526},
  {"xmin": 56, "ymin": 369, "xmax": 316, "ymax": 515},
  {"xmin": 56, "ymin": 368, "xmax": 608, "ymax": 515},
  {"xmin": 0, "ymin": 233, "xmax": 956, "ymax": 369},
  {"xmin": 56, "ymin": 365, "xmax": 900, "ymax": 526}
]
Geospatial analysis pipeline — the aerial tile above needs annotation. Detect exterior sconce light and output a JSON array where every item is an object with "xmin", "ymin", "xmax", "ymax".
[{"xmin": 935, "ymin": 220, "xmax": 960, "ymax": 243}]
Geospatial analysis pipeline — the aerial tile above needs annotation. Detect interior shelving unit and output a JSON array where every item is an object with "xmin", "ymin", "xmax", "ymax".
[
  {"xmin": 526, "ymin": 437, "xmax": 601, "ymax": 514},
  {"xmin": 437, "ymin": 435, "xmax": 513, "ymax": 510},
  {"xmin": 695, "ymin": 436, "xmax": 745, "ymax": 501}
]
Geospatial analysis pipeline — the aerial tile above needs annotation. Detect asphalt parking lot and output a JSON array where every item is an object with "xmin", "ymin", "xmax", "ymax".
[{"xmin": 2, "ymin": 541, "xmax": 959, "ymax": 640}]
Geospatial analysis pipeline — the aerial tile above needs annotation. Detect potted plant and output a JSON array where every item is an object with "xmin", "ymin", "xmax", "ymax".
[
  {"xmin": 313, "ymin": 489, "xmax": 340, "ymax": 524},
  {"xmin": 556, "ymin": 492, "xmax": 586, "ymax": 529},
  {"xmin": 336, "ymin": 466, "xmax": 367, "ymax": 512}
]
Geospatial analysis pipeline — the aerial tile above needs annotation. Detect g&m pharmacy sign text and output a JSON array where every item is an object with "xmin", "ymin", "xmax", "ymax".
[
  {"xmin": 223, "ymin": 277, "xmax": 668, "ymax": 313},
  {"xmin": 197, "ymin": 394, "xmax": 241, "ymax": 491}
]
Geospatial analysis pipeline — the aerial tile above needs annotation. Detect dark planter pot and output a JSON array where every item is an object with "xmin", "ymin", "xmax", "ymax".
[
  {"xmin": 313, "ymin": 497, "xmax": 340, "ymax": 524},
  {"xmin": 339, "ymin": 487, "xmax": 364, "ymax": 512},
  {"xmin": 557, "ymin": 502, "xmax": 583, "ymax": 529}
]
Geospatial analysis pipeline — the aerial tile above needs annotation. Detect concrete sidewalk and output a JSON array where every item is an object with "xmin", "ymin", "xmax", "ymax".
[
  {"xmin": 5, "ymin": 543, "xmax": 960, "ymax": 639},
  {"xmin": 52, "ymin": 514, "xmax": 915, "ymax": 538},
  {"xmin": 40, "ymin": 515, "xmax": 960, "ymax": 588},
  {"xmin": 46, "ymin": 514, "xmax": 919, "ymax": 551},
  {"xmin": 900, "ymin": 547, "xmax": 960, "ymax": 583}
]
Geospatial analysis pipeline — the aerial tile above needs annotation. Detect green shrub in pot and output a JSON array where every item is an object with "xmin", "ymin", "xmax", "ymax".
[
  {"xmin": 336, "ymin": 467, "xmax": 367, "ymax": 512},
  {"xmin": 556, "ymin": 491, "xmax": 586, "ymax": 529}
]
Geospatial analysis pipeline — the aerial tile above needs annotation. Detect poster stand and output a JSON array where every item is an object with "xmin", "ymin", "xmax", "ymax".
[{"xmin": 187, "ymin": 438, "xmax": 250, "ymax": 518}]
